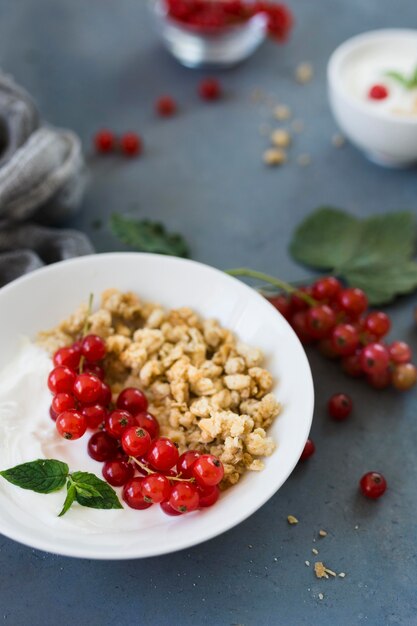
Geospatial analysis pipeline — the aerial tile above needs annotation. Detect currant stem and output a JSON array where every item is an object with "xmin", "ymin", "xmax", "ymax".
[
  {"xmin": 129, "ymin": 456, "xmax": 153, "ymax": 475},
  {"xmin": 226, "ymin": 268, "xmax": 317, "ymax": 306},
  {"xmin": 129, "ymin": 456, "xmax": 195, "ymax": 482}
]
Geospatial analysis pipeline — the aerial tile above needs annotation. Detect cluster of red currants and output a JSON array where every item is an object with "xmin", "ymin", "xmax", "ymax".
[
  {"xmin": 268, "ymin": 277, "xmax": 417, "ymax": 392},
  {"xmin": 47, "ymin": 334, "xmax": 224, "ymax": 515},
  {"xmin": 165, "ymin": 0, "xmax": 293, "ymax": 42}
]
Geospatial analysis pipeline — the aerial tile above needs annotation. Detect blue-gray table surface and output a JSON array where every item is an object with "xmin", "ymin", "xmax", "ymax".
[{"xmin": 0, "ymin": 1, "xmax": 416, "ymax": 624}]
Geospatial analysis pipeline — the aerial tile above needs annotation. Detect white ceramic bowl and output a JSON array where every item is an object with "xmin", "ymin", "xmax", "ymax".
[
  {"xmin": 0, "ymin": 253, "xmax": 313, "ymax": 559},
  {"xmin": 328, "ymin": 29, "xmax": 417, "ymax": 168}
]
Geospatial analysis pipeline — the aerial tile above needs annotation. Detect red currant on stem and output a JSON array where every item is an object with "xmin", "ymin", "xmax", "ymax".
[
  {"xmin": 388, "ymin": 341, "xmax": 412, "ymax": 364},
  {"xmin": 102, "ymin": 460, "xmax": 134, "ymax": 487},
  {"xmin": 52, "ymin": 392, "xmax": 76, "ymax": 415},
  {"xmin": 328, "ymin": 393, "xmax": 353, "ymax": 421},
  {"xmin": 368, "ymin": 84, "xmax": 389, "ymax": 100},
  {"xmin": 122, "ymin": 427, "xmax": 152, "ymax": 457},
  {"xmin": 94, "ymin": 129, "xmax": 115, "ymax": 153},
  {"xmin": 120, "ymin": 132, "xmax": 142, "ymax": 157},
  {"xmin": 267, "ymin": 294, "xmax": 291, "ymax": 319},
  {"xmin": 117, "ymin": 387, "xmax": 148, "ymax": 414},
  {"xmin": 123, "ymin": 477, "xmax": 152, "ymax": 510},
  {"xmin": 53, "ymin": 345, "xmax": 81, "ymax": 370},
  {"xmin": 197, "ymin": 484, "xmax": 220, "ymax": 508},
  {"xmin": 83, "ymin": 362, "xmax": 105, "ymax": 380},
  {"xmin": 156, "ymin": 95, "xmax": 177, "ymax": 116},
  {"xmin": 360, "ymin": 343, "xmax": 389, "ymax": 375},
  {"xmin": 341, "ymin": 351, "xmax": 363, "ymax": 378},
  {"xmin": 364, "ymin": 312, "xmax": 391, "ymax": 338},
  {"xmin": 169, "ymin": 482, "xmax": 200, "ymax": 513},
  {"xmin": 105, "ymin": 410, "xmax": 137, "ymax": 439},
  {"xmin": 140, "ymin": 473, "xmax": 171, "ymax": 504},
  {"xmin": 338, "ymin": 288, "xmax": 368, "ymax": 319},
  {"xmin": 359, "ymin": 472, "xmax": 387, "ymax": 499},
  {"xmin": 331, "ymin": 324, "xmax": 359, "ymax": 356},
  {"xmin": 312, "ymin": 277, "xmax": 342, "ymax": 301},
  {"xmin": 147, "ymin": 438, "xmax": 179, "ymax": 472},
  {"xmin": 48, "ymin": 366, "xmax": 76, "ymax": 395},
  {"xmin": 81, "ymin": 334, "xmax": 106, "ymax": 362},
  {"xmin": 98, "ymin": 381, "xmax": 112, "ymax": 406},
  {"xmin": 306, "ymin": 304, "xmax": 336, "ymax": 339},
  {"xmin": 81, "ymin": 404, "xmax": 107, "ymax": 429},
  {"xmin": 88, "ymin": 431, "xmax": 118, "ymax": 462},
  {"xmin": 177, "ymin": 450, "xmax": 201, "ymax": 478},
  {"xmin": 192, "ymin": 454, "xmax": 224, "ymax": 487},
  {"xmin": 198, "ymin": 78, "xmax": 221, "ymax": 100},
  {"xmin": 291, "ymin": 311, "xmax": 313, "ymax": 344},
  {"xmin": 73, "ymin": 373, "xmax": 102, "ymax": 404},
  {"xmin": 160, "ymin": 501, "xmax": 183, "ymax": 516},
  {"xmin": 299, "ymin": 438, "xmax": 315, "ymax": 461},
  {"xmin": 56, "ymin": 410, "xmax": 87, "ymax": 440},
  {"xmin": 135, "ymin": 412, "xmax": 160, "ymax": 440},
  {"xmin": 391, "ymin": 363, "xmax": 417, "ymax": 391}
]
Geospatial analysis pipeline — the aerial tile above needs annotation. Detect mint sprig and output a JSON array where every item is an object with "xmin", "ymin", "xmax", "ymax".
[
  {"xmin": 289, "ymin": 208, "xmax": 417, "ymax": 305},
  {"xmin": 386, "ymin": 66, "xmax": 417, "ymax": 90},
  {"xmin": 0, "ymin": 459, "xmax": 122, "ymax": 516},
  {"xmin": 110, "ymin": 214, "xmax": 190, "ymax": 258}
]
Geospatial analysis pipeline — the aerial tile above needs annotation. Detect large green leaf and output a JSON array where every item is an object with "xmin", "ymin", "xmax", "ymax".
[{"xmin": 0, "ymin": 459, "xmax": 69, "ymax": 493}]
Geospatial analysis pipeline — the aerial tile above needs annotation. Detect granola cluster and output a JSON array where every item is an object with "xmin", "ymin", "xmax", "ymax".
[{"xmin": 38, "ymin": 289, "xmax": 281, "ymax": 487}]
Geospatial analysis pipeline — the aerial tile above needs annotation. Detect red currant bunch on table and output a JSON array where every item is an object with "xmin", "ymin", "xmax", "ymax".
[
  {"xmin": 268, "ymin": 276, "xmax": 417, "ymax": 391},
  {"xmin": 47, "ymin": 333, "xmax": 224, "ymax": 516}
]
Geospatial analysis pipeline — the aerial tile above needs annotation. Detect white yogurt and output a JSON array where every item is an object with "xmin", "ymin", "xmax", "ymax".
[{"xmin": 0, "ymin": 340, "xmax": 142, "ymax": 534}]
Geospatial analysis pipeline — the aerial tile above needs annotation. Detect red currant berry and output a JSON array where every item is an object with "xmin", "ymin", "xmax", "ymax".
[
  {"xmin": 49, "ymin": 406, "xmax": 58, "ymax": 421},
  {"xmin": 73, "ymin": 373, "xmax": 102, "ymax": 404},
  {"xmin": 299, "ymin": 438, "xmax": 315, "ymax": 461},
  {"xmin": 51, "ymin": 392, "xmax": 76, "ymax": 415},
  {"xmin": 192, "ymin": 454, "xmax": 224, "ymax": 487},
  {"xmin": 341, "ymin": 350, "xmax": 363, "ymax": 378},
  {"xmin": 368, "ymin": 84, "xmax": 389, "ymax": 100},
  {"xmin": 117, "ymin": 387, "xmax": 148, "ymax": 414},
  {"xmin": 367, "ymin": 368, "xmax": 391, "ymax": 389},
  {"xmin": 328, "ymin": 393, "xmax": 353, "ymax": 421},
  {"xmin": 135, "ymin": 412, "xmax": 160, "ymax": 440},
  {"xmin": 56, "ymin": 410, "xmax": 87, "ymax": 440},
  {"xmin": 331, "ymin": 323, "xmax": 359, "ymax": 356},
  {"xmin": 102, "ymin": 459, "xmax": 134, "ymax": 487},
  {"xmin": 177, "ymin": 450, "xmax": 201, "ymax": 478},
  {"xmin": 94, "ymin": 129, "xmax": 115, "ymax": 153},
  {"xmin": 88, "ymin": 431, "xmax": 118, "ymax": 462},
  {"xmin": 106, "ymin": 409, "xmax": 137, "ymax": 439},
  {"xmin": 81, "ymin": 404, "xmax": 107, "ymax": 429},
  {"xmin": 141, "ymin": 473, "xmax": 171, "ymax": 504},
  {"xmin": 388, "ymin": 341, "xmax": 412, "ymax": 364},
  {"xmin": 360, "ymin": 342, "xmax": 389, "ymax": 375},
  {"xmin": 160, "ymin": 501, "xmax": 183, "ymax": 516},
  {"xmin": 197, "ymin": 484, "xmax": 220, "ymax": 508},
  {"xmin": 123, "ymin": 478, "xmax": 152, "ymax": 510},
  {"xmin": 120, "ymin": 132, "xmax": 142, "ymax": 157},
  {"xmin": 98, "ymin": 381, "xmax": 112, "ymax": 406},
  {"xmin": 359, "ymin": 471, "xmax": 387, "ymax": 499},
  {"xmin": 337, "ymin": 288, "xmax": 368, "ymax": 319},
  {"xmin": 81, "ymin": 334, "xmax": 106, "ymax": 363},
  {"xmin": 291, "ymin": 311, "xmax": 313, "ymax": 344},
  {"xmin": 290, "ymin": 288, "xmax": 311, "ymax": 312},
  {"xmin": 83, "ymin": 363, "xmax": 105, "ymax": 380},
  {"xmin": 364, "ymin": 312, "xmax": 391, "ymax": 338},
  {"xmin": 48, "ymin": 366, "xmax": 76, "ymax": 395},
  {"xmin": 267, "ymin": 294, "xmax": 291, "ymax": 319},
  {"xmin": 306, "ymin": 305, "xmax": 336, "ymax": 339},
  {"xmin": 198, "ymin": 78, "xmax": 221, "ymax": 100},
  {"xmin": 53, "ymin": 345, "xmax": 81, "ymax": 370},
  {"xmin": 391, "ymin": 363, "xmax": 417, "ymax": 391},
  {"xmin": 169, "ymin": 482, "xmax": 199, "ymax": 513},
  {"xmin": 312, "ymin": 277, "xmax": 342, "ymax": 301},
  {"xmin": 121, "ymin": 427, "xmax": 151, "ymax": 457},
  {"xmin": 156, "ymin": 95, "xmax": 177, "ymax": 116},
  {"xmin": 147, "ymin": 438, "xmax": 179, "ymax": 472}
]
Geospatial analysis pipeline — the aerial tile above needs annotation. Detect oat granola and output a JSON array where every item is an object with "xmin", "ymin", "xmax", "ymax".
[{"xmin": 38, "ymin": 289, "xmax": 281, "ymax": 487}]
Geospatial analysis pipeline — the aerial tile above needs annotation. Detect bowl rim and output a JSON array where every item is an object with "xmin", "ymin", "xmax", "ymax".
[
  {"xmin": 0, "ymin": 252, "xmax": 314, "ymax": 559},
  {"xmin": 327, "ymin": 28, "xmax": 417, "ymax": 126}
]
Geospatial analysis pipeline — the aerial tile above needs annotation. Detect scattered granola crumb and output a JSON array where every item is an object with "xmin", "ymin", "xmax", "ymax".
[
  {"xmin": 332, "ymin": 133, "xmax": 346, "ymax": 148},
  {"xmin": 318, "ymin": 593, "xmax": 324, "ymax": 601},
  {"xmin": 312, "ymin": 548, "xmax": 319, "ymax": 555},
  {"xmin": 305, "ymin": 560, "xmax": 310, "ymax": 567},
  {"xmin": 287, "ymin": 514, "xmax": 299, "ymax": 525},
  {"xmin": 248, "ymin": 544, "xmax": 253, "ymax": 549},
  {"xmin": 273, "ymin": 557, "xmax": 278, "ymax": 562},
  {"xmin": 314, "ymin": 562, "xmax": 337, "ymax": 579},
  {"xmin": 270, "ymin": 128, "xmax": 291, "ymax": 148},
  {"xmin": 273, "ymin": 104, "xmax": 291, "ymax": 121},
  {"xmin": 297, "ymin": 153, "xmax": 311, "ymax": 166},
  {"xmin": 339, "ymin": 572, "xmax": 346, "ymax": 578},
  {"xmin": 263, "ymin": 148, "xmax": 287, "ymax": 166},
  {"xmin": 354, "ymin": 525, "xmax": 359, "ymax": 530},
  {"xmin": 259, "ymin": 123, "xmax": 271, "ymax": 136},
  {"xmin": 291, "ymin": 119, "xmax": 304, "ymax": 133},
  {"xmin": 319, "ymin": 529, "xmax": 328, "ymax": 537},
  {"xmin": 295, "ymin": 62, "xmax": 313, "ymax": 84}
]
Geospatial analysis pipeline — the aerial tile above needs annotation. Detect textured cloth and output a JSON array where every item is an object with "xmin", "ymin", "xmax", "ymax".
[{"xmin": 0, "ymin": 70, "xmax": 92, "ymax": 286}]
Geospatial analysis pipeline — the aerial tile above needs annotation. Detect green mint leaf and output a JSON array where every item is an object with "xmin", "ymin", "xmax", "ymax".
[
  {"xmin": 71, "ymin": 472, "xmax": 122, "ymax": 510},
  {"xmin": 385, "ymin": 70, "xmax": 410, "ymax": 88},
  {"xmin": 344, "ymin": 261, "xmax": 417, "ymax": 305},
  {"xmin": 58, "ymin": 483, "xmax": 76, "ymax": 517},
  {"xmin": 110, "ymin": 214, "xmax": 190, "ymax": 258},
  {"xmin": 0, "ymin": 459, "xmax": 69, "ymax": 494}
]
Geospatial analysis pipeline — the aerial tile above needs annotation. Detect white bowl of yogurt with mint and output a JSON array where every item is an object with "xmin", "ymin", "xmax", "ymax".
[{"xmin": 328, "ymin": 29, "xmax": 417, "ymax": 168}]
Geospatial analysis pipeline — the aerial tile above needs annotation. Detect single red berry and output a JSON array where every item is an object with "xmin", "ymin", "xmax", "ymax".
[
  {"xmin": 87, "ymin": 431, "xmax": 118, "ymax": 462},
  {"xmin": 359, "ymin": 471, "xmax": 387, "ymax": 499},
  {"xmin": 388, "ymin": 341, "xmax": 412, "ymax": 364},
  {"xmin": 73, "ymin": 373, "xmax": 102, "ymax": 404},
  {"xmin": 265, "ymin": 4, "xmax": 293, "ymax": 41},
  {"xmin": 48, "ymin": 366, "xmax": 76, "ymax": 395},
  {"xmin": 53, "ymin": 345, "xmax": 81, "ymax": 370},
  {"xmin": 56, "ymin": 410, "xmax": 87, "ymax": 440},
  {"xmin": 197, "ymin": 484, "xmax": 220, "ymax": 508},
  {"xmin": 117, "ymin": 387, "xmax": 148, "ymax": 414},
  {"xmin": 198, "ymin": 78, "xmax": 221, "ymax": 100},
  {"xmin": 94, "ymin": 129, "xmax": 115, "ymax": 153},
  {"xmin": 156, "ymin": 95, "xmax": 177, "ymax": 116},
  {"xmin": 169, "ymin": 482, "xmax": 199, "ymax": 513},
  {"xmin": 367, "ymin": 368, "xmax": 391, "ymax": 389},
  {"xmin": 121, "ymin": 426, "xmax": 152, "ymax": 457},
  {"xmin": 267, "ymin": 294, "xmax": 291, "ymax": 319},
  {"xmin": 135, "ymin": 412, "xmax": 160, "ymax": 440},
  {"xmin": 105, "ymin": 409, "xmax": 136, "ymax": 439},
  {"xmin": 81, "ymin": 334, "xmax": 106, "ymax": 363},
  {"xmin": 341, "ymin": 350, "xmax": 364, "ymax": 378},
  {"xmin": 306, "ymin": 305, "xmax": 336, "ymax": 339},
  {"xmin": 123, "ymin": 477, "xmax": 152, "ymax": 510},
  {"xmin": 83, "ymin": 362, "xmax": 105, "ymax": 380},
  {"xmin": 50, "ymin": 406, "xmax": 58, "ymax": 421},
  {"xmin": 120, "ymin": 132, "xmax": 142, "ymax": 157},
  {"xmin": 299, "ymin": 438, "xmax": 315, "ymax": 461},
  {"xmin": 192, "ymin": 454, "xmax": 224, "ymax": 487},
  {"xmin": 391, "ymin": 363, "xmax": 417, "ymax": 391},
  {"xmin": 177, "ymin": 450, "xmax": 201, "ymax": 478},
  {"xmin": 51, "ymin": 392, "xmax": 76, "ymax": 415},
  {"xmin": 331, "ymin": 323, "xmax": 359, "ymax": 356},
  {"xmin": 328, "ymin": 393, "xmax": 353, "ymax": 421},
  {"xmin": 98, "ymin": 381, "xmax": 112, "ymax": 406},
  {"xmin": 141, "ymin": 473, "xmax": 171, "ymax": 504},
  {"xmin": 337, "ymin": 288, "xmax": 368, "ymax": 319},
  {"xmin": 102, "ymin": 459, "xmax": 134, "ymax": 487},
  {"xmin": 360, "ymin": 342, "xmax": 390, "ymax": 375},
  {"xmin": 81, "ymin": 404, "xmax": 107, "ymax": 429},
  {"xmin": 291, "ymin": 311, "xmax": 313, "ymax": 344},
  {"xmin": 160, "ymin": 501, "xmax": 183, "ymax": 516},
  {"xmin": 364, "ymin": 312, "xmax": 391, "ymax": 338},
  {"xmin": 368, "ymin": 84, "xmax": 389, "ymax": 100},
  {"xmin": 312, "ymin": 277, "xmax": 342, "ymax": 302},
  {"xmin": 147, "ymin": 438, "xmax": 179, "ymax": 472},
  {"xmin": 290, "ymin": 287, "xmax": 311, "ymax": 312}
]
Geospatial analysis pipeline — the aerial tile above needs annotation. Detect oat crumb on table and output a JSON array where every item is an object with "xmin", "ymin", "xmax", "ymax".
[
  {"xmin": 312, "ymin": 548, "xmax": 319, "ymax": 555},
  {"xmin": 263, "ymin": 147, "xmax": 287, "ymax": 166},
  {"xmin": 38, "ymin": 289, "xmax": 281, "ymax": 489},
  {"xmin": 319, "ymin": 529, "xmax": 328, "ymax": 537},
  {"xmin": 305, "ymin": 560, "xmax": 310, "ymax": 567},
  {"xmin": 314, "ymin": 562, "xmax": 337, "ymax": 579},
  {"xmin": 295, "ymin": 62, "xmax": 314, "ymax": 84},
  {"xmin": 273, "ymin": 104, "xmax": 291, "ymax": 120},
  {"xmin": 318, "ymin": 593, "xmax": 324, "ymax": 601},
  {"xmin": 270, "ymin": 128, "xmax": 291, "ymax": 148},
  {"xmin": 287, "ymin": 515, "xmax": 299, "ymax": 525}
]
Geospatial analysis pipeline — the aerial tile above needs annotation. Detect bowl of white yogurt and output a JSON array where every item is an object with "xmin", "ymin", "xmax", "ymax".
[{"xmin": 328, "ymin": 29, "xmax": 417, "ymax": 167}]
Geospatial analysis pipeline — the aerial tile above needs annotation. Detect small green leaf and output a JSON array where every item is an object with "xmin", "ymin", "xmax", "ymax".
[
  {"xmin": 58, "ymin": 483, "xmax": 76, "ymax": 517},
  {"xmin": 110, "ymin": 214, "xmax": 190, "ymax": 258},
  {"xmin": 385, "ymin": 70, "xmax": 410, "ymax": 88},
  {"xmin": 71, "ymin": 472, "xmax": 122, "ymax": 510},
  {"xmin": 344, "ymin": 261, "xmax": 417, "ymax": 305},
  {"xmin": 0, "ymin": 459, "xmax": 69, "ymax": 494}
]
